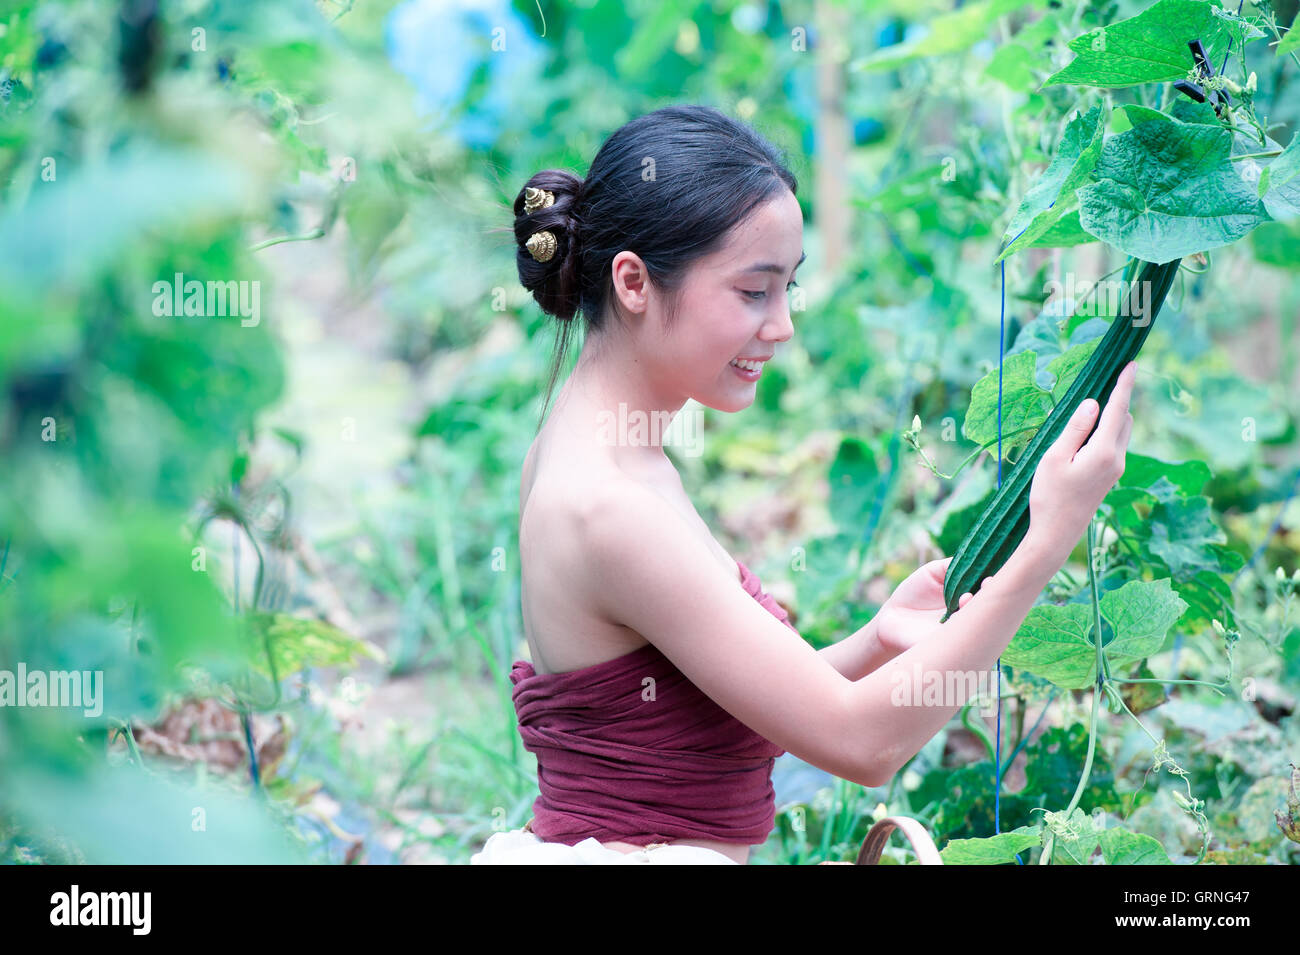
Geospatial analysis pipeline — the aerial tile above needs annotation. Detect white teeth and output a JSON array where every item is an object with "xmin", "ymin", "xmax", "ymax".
[{"xmin": 730, "ymin": 359, "xmax": 763, "ymax": 372}]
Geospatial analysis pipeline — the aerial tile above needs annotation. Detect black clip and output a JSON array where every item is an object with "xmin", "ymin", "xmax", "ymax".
[{"xmin": 1173, "ymin": 38, "xmax": 1229, "ymax": 118}]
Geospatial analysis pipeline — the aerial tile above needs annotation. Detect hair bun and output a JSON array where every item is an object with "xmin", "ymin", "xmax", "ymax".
[{"xmin": 514, "ymin": 170, "xmax": 583, "ymax": 321}]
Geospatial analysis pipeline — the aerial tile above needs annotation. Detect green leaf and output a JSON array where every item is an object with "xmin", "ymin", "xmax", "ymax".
[
  {"xmin": 0, "ymin": 143, "xmax": 254, "ymax": 296},
  {"xmin": 1260, "ymin": 133, "xmax": 1300, "ymax": 219},
  {"xmin": 962, "ymin": 331, "xmax": 1105, "ymax": 453},
  {"xmin": 1023, "ymin": 724, "xmax": 1121, "ymax": 811},
  {"xmin": 1101, "ymin": 577, "xmax": 1189, "ymax": 664},
  {"xmin": 1146, "ymin": 495, "xmax": 1230, "ymax": 579},
  {"xmin": 854, "ymin": 164, "xmax": 948, "ymax": 213},
  {"xmin": 1120, "ymin": 659, "xmax": 1169, "ymax": 714},
  {"xmin": 1027, "ymin": 208, "xmax": 1098, "ymax": 248},
  {"xmin": 1279, "ymin": 22, "xmax": 1300, "ymax": 57},
  {"xmin": 5, "ymin": 762, "xmax": 308, "ymax": 864},
  {"xmin": 934, "ymin": 485, "xmax": 997, "ymax": 556},
  {"xmin": 1044, "ymin": 0, "xmax": 1257, "ymax": 88},
  {"xmin": 1076, "ymin": 116, "xmax": 1270, "ymax": 262},
  {"xmin": 828, "ymin": 435, "xmax": 886, "ymax": 530},
  {"xmin": 1045, "ymin": 807, "xmax": 1100, "ymax": 864},
  {"xmin": 240, "ymin": 612, "xmax": 387, "ymax": 679},
  {"xmin": 1002, "ymin": 603, "xmax": 1096, "ymax": 688},
  {"xmin": 985, "ymin": 43, "xmax": 1037, "ymax": 91},
  {"xmin": 1154, "ymin": 371, "xmax": 1289, "ymax": 469},
  {"xmin": 1001, "ymin": 578, "xmax": 1187, "ymax": 688},
  {"xmin": 1169, "ymin": 98, "xmax": 1222, "ymax": 126},
  {"xmin": 1174, "ymin": 569, "xmax": 1238, "ymax": 631},
  {"xmin": 985, "ymin": 13, "xmax": 1059, "ymax": 91},
  {"xmin": 1113, "ymin": 451, "xmax": 1212, "ymax": 496},
  {"xmin": 852, "ymin": 0, "xmax": 1029, "ymax": 72},
  {"xmin": 1121, "ymin": 104, "xmax": 1171, "ymax": 126},
  {"xmin": 1045, "ymin": 338, "xmax": 1101, "ymax": 401},
  {"xmin": 998, "ymin": 105, "xmax": 1107, "ymax": 262},
  {"xmin": 961, "ymin": 350, "xmax": 1052, "ymax": 454},
  {"xmin": 940, "ymin": 825, "xmax": 1041, "ymax": 864},
  {"xmin": 1251, "ymin": 218, "xmax": 1300, "ymax": 268},
  {"xmin": 1098, "ymin": 827, "xmax": 1173, "ymax": 864}
]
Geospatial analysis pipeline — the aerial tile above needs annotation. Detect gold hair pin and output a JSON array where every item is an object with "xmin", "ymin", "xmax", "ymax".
[
  {"xmin": 523, "ymin": 187, "xmax": 554, "ymax": 215},
  {"xmin": 525, "ymin": 230, "xmax": 557, "ymax": 262},
  {"xmin": 522, "ymin": 187, "xmax": 558, "ymax": 261}
]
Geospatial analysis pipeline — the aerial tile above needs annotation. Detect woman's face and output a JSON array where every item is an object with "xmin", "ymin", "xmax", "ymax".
[{"xmin": 613, "ymin": 189, "xmax": 804, "ymax": 414}]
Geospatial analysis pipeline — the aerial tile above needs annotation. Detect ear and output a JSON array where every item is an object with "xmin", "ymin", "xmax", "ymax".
[{"xmin": 610, "ymin": 251, "xmax": 649, "ymax": 315}]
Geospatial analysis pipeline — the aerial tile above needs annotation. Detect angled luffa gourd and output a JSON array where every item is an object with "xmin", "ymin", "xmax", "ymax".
[{"xmin": 941, "ymin": 257, "xmax": 1182, "ymax": 621}]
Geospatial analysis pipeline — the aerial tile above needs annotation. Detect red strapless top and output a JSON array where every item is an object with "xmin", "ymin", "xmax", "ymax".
[{"xmin": 510, "ymin": 558, "xmax": 797, "ymax": 847}]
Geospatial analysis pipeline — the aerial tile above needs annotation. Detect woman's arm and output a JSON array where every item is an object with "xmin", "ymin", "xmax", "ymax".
[
  {"xmin": 817, "ymin": 618, "xmax": 893, "ymax": 683},
  {"xmin": 840, "ymin": 536, "xmax": 1056, "ymax": 781},
  {"xmin": 578, "ymin": 481, "xmax": 1043, "ymax": 788}
]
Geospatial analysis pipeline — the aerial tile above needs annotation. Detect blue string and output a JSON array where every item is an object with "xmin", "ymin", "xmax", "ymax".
[
  {"xmin": 995, "ymin": 257, "xmax": 1005, "ymax": 846},
  {"xmin": 994, "ymin": 204, "xmax": 1050, "ymax": 865}
]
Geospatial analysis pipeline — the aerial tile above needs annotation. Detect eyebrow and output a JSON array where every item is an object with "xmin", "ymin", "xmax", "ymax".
[{"xmin": 740, "ymin": 250, "xmax": 806, "ymax": 276}]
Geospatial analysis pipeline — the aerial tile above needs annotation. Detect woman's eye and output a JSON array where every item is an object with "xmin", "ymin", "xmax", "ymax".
[{"xmin": 741, "ymin": 281, "xmax": 797, "ymax": 302}]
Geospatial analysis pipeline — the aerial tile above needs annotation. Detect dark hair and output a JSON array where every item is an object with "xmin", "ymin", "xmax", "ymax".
[{"xmin": 513, "ymin": 104, "xmax": 799, "ymax": 430}]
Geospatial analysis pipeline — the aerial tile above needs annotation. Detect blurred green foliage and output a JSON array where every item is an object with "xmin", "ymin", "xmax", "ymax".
[{"xmin": 1, "ymin": 0, "xmax": 1297, "ymax": 864}]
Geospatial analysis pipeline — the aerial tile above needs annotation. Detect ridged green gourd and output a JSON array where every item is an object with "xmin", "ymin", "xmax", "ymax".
[{"xmin": 941, "ymin": 257, "xmax": 1183, "ymax": 622}]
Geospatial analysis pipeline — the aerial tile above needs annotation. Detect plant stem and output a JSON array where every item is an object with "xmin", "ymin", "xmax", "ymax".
[
  {"xmin": 249, "ymin": 228, "xmax": 327, "ymax": 252},
  {"xmin": 112, "ymin": 718, "xmax": 146, "ymax": 770},
  {"xmin": 961, "ymin": 702, "xmax": 997, "ymax": 761},
  {"xmin": 1116, "ymin": 677, "xmax": 1228, "ymax": 694},
  {"xmin": 1040, "ymin": 519, "xmax": 1106, "ymax": 864}
]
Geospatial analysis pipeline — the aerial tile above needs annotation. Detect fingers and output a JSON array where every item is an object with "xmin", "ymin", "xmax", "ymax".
[
  {"xmin": 1091, "ymin": 361, "xmax": 1137, "ymax": 445},
  {"xmin": 1047, "ymin": 396, "xmax": 1100, "ymax": 463},
  {"xmin": 957, "ymin": 576, "xmax": 995, "ymax": 609},
  {"xmin": 1077, "ymin": 362, "xmax": 1137, "ymax": 470}
]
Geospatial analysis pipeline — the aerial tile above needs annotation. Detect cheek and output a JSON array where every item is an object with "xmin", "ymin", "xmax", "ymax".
[{"xmin": 666, "ymin": 291, "xmax": 754, "ymax": 373}]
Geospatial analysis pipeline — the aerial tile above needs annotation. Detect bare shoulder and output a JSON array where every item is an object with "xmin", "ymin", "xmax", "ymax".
[{"xmin": 574, "ymin": 479, "xmax": 878, "ymax": 787}]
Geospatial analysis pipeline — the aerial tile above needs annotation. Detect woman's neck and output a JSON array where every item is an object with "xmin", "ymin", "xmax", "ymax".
[{"xmin": 547, "ymin": 336, "xmax": 687, "ymax": 474}]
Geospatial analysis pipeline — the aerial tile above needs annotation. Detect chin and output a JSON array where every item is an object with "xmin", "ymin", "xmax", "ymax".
[{"xmin": 698, "ymin": 392, "xmax": 753, "ymax": 414}]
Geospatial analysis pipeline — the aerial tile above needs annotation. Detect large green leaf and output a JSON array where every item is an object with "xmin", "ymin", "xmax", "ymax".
[
  {"xmin": 1111, "ymin": 451, "xmax": 1212, "ymax": 496},
  {"xmin": 1077, "ymin": 116, "xmax": 1271, "ymax": 262},
  {"xmin": 1044, "ymin": 0, "xmax": 1262, "ymax": 88},
  {"xmin": 961, "ymin": 336, "xmax": 1104, "ymax": 453},
  {"xmin": 1098, "ymin": 827, "xmax": 1173, "ymax": 864},
  {"xmin": 997, "ymin": 105, "xmax": 1107, "ymax": 262},
  {"xmin": 1141, "ymin": 478, "xmax": 1244, "ymax": 582},
  {"xmin": 1001, "ymin": 578, "xmax": 1188, "ymax": 689},
  {"xmin": 961, "ymin": 351, "xmax": 1051, "ymax": 454},
  {"xmin": 939, "ymin": 825, "xmax": 1041, "ymax": 864}
]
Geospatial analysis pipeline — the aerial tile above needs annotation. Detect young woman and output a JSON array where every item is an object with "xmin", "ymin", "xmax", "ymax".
[{"xmin": 471, "ymin": 104, "xmax": 1136, "ymax": 865}]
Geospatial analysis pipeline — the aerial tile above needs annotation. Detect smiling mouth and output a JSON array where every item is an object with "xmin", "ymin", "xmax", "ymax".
[{"xmin": 729, "ymin": 358, "xmax": 765, "ymax": 372}]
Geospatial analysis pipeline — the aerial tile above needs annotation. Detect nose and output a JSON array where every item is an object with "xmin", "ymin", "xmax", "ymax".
[{"xmin": 761, "ymin": 298, "xmax": 794, "ymax": 344}]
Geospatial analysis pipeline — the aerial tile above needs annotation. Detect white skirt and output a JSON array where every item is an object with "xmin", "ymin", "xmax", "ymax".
[{"xmin": 470, "ymin": 827, "xmax": 740, "ymax": 865}]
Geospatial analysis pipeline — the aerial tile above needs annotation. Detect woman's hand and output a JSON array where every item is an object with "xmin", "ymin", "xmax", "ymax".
[
  {"xmin": 873, "ymin": 557, "xmax": 986, "ymax": 654},
  {"xmin": 873, "ymin": 362, "xmax": 1137, "ymax": 654},
  {"xmin": 1024, "ymin": 360, "xmax": 1137, "ymax": 571}
]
